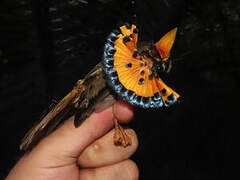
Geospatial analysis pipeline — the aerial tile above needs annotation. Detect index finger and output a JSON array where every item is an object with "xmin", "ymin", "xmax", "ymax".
[{"xmin": 29, "ymin": 101, "xmax": 134, "ymax": 162}]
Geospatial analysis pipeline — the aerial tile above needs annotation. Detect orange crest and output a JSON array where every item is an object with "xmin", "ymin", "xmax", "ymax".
[
  {"xmin": 155, "ymin": 27, "xmax": 177, "ymax": 61},
  {"xmin": 103, "ymin": 24, "xmax": 179, "ymax": 108}
]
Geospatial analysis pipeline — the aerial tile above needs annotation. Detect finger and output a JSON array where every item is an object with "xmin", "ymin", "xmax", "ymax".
[
  {"xmin": 78, "ymin": 128, "xmax": 138, "ymax": 168},
  {"xmin": 79, "ymin": 160, "xmax": 139, "ymax": 180},
  {"xmin": 31, "ymin": 107, "xmax": 114, "ymax": 161},
  {"xmin": 113, "ymin": 101, "xmax": 134, "ymax": 123},
  {"xmin": 30, "ymin": 102, "xmax": 134, "ymax": 162}
]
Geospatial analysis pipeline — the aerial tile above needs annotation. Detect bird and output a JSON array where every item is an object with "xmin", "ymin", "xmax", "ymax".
[{"xmin": 20, "ymin": 24, "xmax": 180, "ymax": 151}]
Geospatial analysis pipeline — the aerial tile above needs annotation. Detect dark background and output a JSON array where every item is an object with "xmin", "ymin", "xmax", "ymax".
[{"xmin": 1, "ymin": 0, "xmax": 240, "ymax": 179}]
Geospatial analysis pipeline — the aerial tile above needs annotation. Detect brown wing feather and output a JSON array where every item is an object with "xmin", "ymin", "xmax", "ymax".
[
  {"xmin": 74, "ymin": 88, "xmax": 115, "ymax": 127},
  {"xmin": 74, "ymin": 63, "xmax": 114, "ymax": 126},
  {"xmin": 20, "ymin": 83, "xmax": 86, "ymax": 151},
  {"xmin": 20, "ymin": 63, "xmax": 111, "ymax": 151}
]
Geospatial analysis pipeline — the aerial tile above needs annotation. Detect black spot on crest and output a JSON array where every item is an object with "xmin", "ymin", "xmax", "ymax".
[
  {"xmin": 126, "ymin": 62, "xmax": 132, "ymax": 68},
  {"xmin": 143, "ymin": 97, "xmax": 149, "ymax": 104},
  {"xmin": 149, "ymin": 73, "xmax": 153, "ymax": 80},
  {"xmin": 133, "ymin": 28, "xmax": 138, "ymax": 34},
  {"xmin": 140, "ymin": 70, "xmax": 145, "ymax": 75},
  {"xmin": 138, "ymin": 78, "xmax": 145, "ymax": 85},
  {"xmin": 114, "ymin": 78, "xmax": 120, "ymax": 85},
  {"xmin": 154, "ymin": 92, "xmax": 160, "ymax": 98},
  {"xmin": 161, "ymin": 88, "xmax": 167, "ymax": 96},
  {"xmin": 167, "ymin": 93, "xmax": 174, "ymax": 101},
  {"xmin": 109, "ymin": 48, "xmax": 116, "ymax": 54},
  {"xmin": 111, "ymin": 36, "xmax": 119, "ymax": 41},
  {"xmin": 107, "ymin": 40, "xmax": 114, "ymax": 46},
  {"xmin": 120, "ymin": 86, "xmax": 127, "ymax": 93},
  {"xmin": 127, "ymin": 90, "xmax": 134, "ymax": 96},
  {"xmin": 107, "ymin": 60, "xmax": 113, "ymax": 65},
  {"xmin": 111, "ymin": 71, "xmax": 117, "ymax": 77},
  {"xmin": 123, "ymin": 35, "xmax": 130, "ymax": 43},
  {"xmin": 137, "ymin": 96, "xmax": 142, "ymax": 103}
]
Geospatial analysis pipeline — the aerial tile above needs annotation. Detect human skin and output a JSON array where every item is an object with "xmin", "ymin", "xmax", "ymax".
[{"xmin": 6, "ymin": 101, "xmax": 139, "ymax": 180}]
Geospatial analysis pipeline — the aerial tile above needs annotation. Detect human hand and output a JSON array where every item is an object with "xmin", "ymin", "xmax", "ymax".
[{"xmin": 6, "ymin": 101, "xmax": 139, "ymax": 180}]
